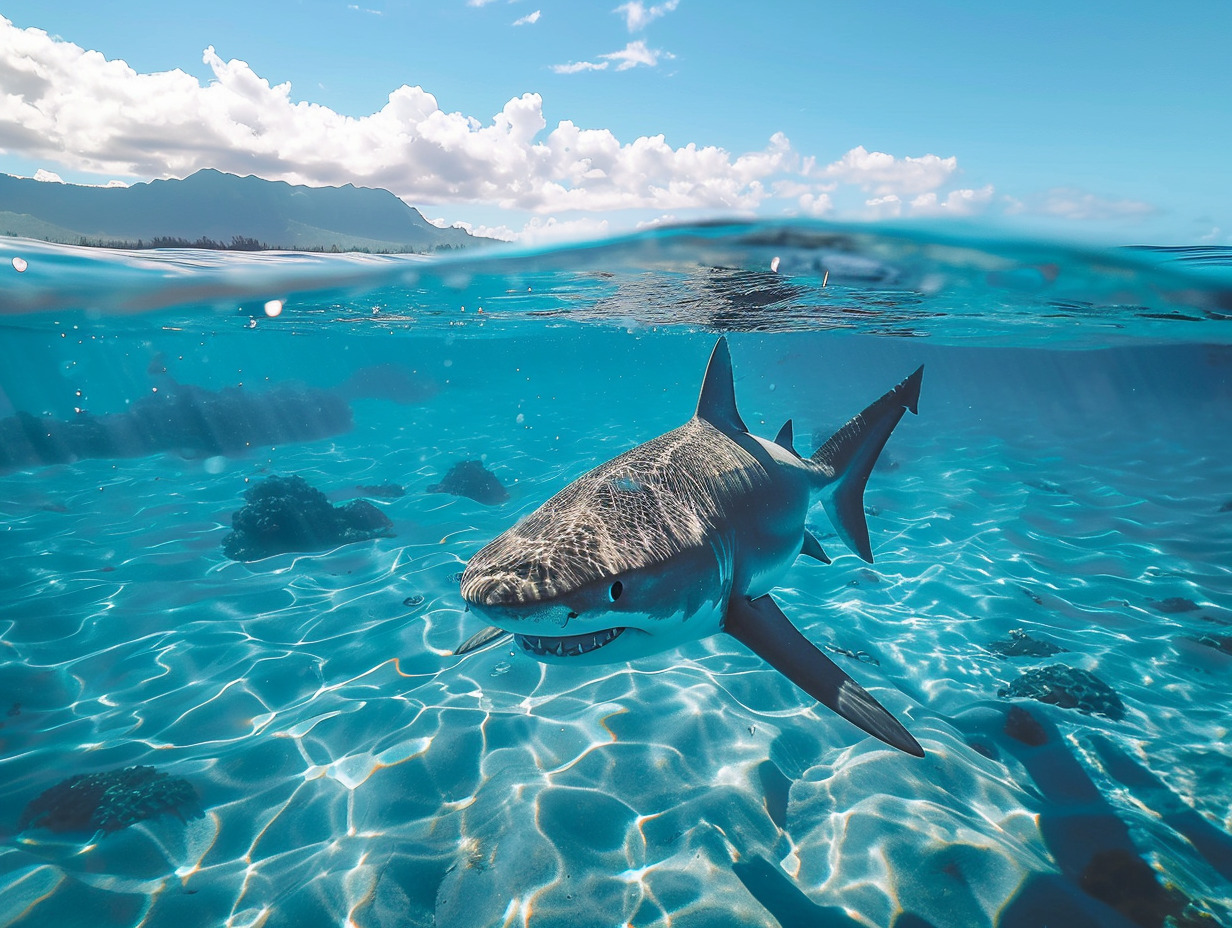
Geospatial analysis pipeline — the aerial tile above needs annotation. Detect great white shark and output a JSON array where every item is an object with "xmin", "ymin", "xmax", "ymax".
[{"xmin": 458, "ymin": 338, "xmax": 925, "ymax": 756}]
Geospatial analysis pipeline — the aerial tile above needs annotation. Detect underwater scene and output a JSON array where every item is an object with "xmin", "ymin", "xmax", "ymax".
[{"xmin": 1, "ymin": 223, "xmax": 1230, "ymax": 928}]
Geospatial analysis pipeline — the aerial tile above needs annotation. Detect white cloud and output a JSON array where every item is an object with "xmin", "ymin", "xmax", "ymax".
[
  {"xmin": 439, "ymin": 218, "xmax": 518, "ymax": 241},
  {"xmin": 909, "ymin": 185, "xmax": 994, "ymax": 217},
  {"xmin": 517, "ymin": 215, "xmax": 611, "ymax": 246},
  {"xmin": 0, "ymin": 18, "xmax": 791, "ymax": 213},
  {"xmin": 552, "ymin": 59, "xmax": 608, "ymax": 74},
  {"xmin": 798, "ymin": 192, "xmax": 833, "ymax": 216},
  {"xmin": 553, "ymin": 39, "xmax": 670, "ymax": 73},
  {"xmin": 1036, "ymin": 187, "xmax": 1156, "ymax": 222},
  {"xmin": 635, "ymin": 213, "xmax": 678, "ymax": 229},
  {"xmin": 817, "ymin": 145, "xmax": 957, "ymax": 196},
  {"xmin": 1, "ymin": 17, "xmax": 1022, "ymax": 230},
  {"xmin": 865, "ymin": 195, "xmax": 902, "ymax": 219},
  {"xmin": 601, "ymin": 39, "xmax": 667, "ymax": 70},
  {"xmin": 616, "ymin": 0, "xmax": 679, "ymax": 31},
  {"xmin": 512, "ymin": 10, "xmax": 541, "ymax": 26},
  {"xmin": 33, "ymin": 168, "xmax": 63, "ymax": 182}
]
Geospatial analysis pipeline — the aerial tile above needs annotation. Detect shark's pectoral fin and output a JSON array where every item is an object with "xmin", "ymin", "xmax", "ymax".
[
  {"xmin": 724, "ymin": 594, "xmax": 924, "ymax": 757},
  {"xmin": 800, "ymin": 529, "xmax": 831, "ymax": 565},
  {"xmin": 454, "ymin": 625, "xmax": 512, "ymax": 656}
]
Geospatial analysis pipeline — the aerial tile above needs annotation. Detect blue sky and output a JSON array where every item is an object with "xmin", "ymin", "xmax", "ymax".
[{"xmin": 0, "ymin": 1, "xmax": 1228, "ymax": 244}]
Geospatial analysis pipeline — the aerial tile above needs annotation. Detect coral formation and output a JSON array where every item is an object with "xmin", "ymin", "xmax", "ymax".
[
  {"xmin": 20, "ymin": 765, "xmax": 201, "ymax": 834},
  {"xmin": 427, "ymin": 460, "xmax": 509, "ymax": 505},
  {"xmin": 222, "ymin": 474, "xmax": 394, "ymax": 561},
  {"xmin": 999, "ymin": 664, "xmax": 1126, "ymax": 720},
  {"xmin": 987, "ymin": 628, "xmax": 1069, "ymax": 658}
]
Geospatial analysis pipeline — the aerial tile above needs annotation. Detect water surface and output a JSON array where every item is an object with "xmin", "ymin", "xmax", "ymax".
[{"xmin": 1, "ymin": 223, "xmax": 1230, "ymax": 928}]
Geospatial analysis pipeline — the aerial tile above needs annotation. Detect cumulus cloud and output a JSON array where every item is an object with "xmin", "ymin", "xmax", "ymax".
[
  {"xmin": 815, "ymin": 145, "xmax": 957, "ymax": 197},
  {"xmin": 797, "ymin": 192, "xmax": 833, "ymax": 217},
  {"xmin": 0, "ymin": 18, "xmax": 796, "ymax": 213},
  {"xmin": 616, "ymin": 0, "xmax": 679, "ymax": 31},
  {"xmin": 512, "ymin": 10, "xmax": 541, "ymax": 26},
  {"xmin": 910, "ymin": 185, "xmax": 994, "ymax": 217},
  {"xmin": 518, "ymin": 215, "xmax": 612, "ymax": 246},
  {"xmin": 0, "ymin": 16, "xmax": 1013, "ymax": 229},
  {"xmin": 864, "ymin": 195, "xmax": 903, "ymax": 219}
]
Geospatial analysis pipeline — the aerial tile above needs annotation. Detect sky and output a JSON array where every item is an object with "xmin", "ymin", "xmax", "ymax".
[{"xmin": 0, "ymin": 1, "xmax": 1228, "ymax": 245}]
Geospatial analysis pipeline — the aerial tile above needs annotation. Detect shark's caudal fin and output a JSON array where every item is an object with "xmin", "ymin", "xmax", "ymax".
[
  {"xmin": 695, "ymin": 337, "xmax": 748, "ymax": 434},
  {"xmin": 811, "ymin": 365, "xmax": 923, "ymax": 563},
  {"xmin": 725, "ymin": 594, "xmax": 924, "ymax": 757}
]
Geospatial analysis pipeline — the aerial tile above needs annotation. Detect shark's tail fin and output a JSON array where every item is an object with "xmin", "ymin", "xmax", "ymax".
[{"xmin": 810, "ymin": 366, "xmax": 923, "ymax": 562}]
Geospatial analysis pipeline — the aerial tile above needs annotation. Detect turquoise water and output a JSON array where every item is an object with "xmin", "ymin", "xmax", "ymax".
[{"xmin": 1, "ymin": 223, "xmax": 1231, "ymax": 927}]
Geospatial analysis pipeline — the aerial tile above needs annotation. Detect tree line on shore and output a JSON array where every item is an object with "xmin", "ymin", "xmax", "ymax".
[{"xmin": 2, "ymin": 232, "xmax": 465, "ymax": 254}]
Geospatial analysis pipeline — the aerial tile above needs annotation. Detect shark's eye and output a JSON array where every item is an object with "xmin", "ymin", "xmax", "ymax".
[{"xmin": 608, "ymin": 581, "xmax": 623, "ymax": 602}]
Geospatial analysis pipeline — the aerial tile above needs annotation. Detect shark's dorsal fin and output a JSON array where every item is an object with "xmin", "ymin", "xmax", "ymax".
[
  {"xmin": 773, "ymin": 419, "xmax": 799, "ymax": 456},
  {"xmin": 725, "ymin": 594, "xmax": 923, "ymax": 757},
  {"xmin": 695, "ymin": 337, "xmax": 747, "ymax": 434},
  {"xmin": 800, "ymin": 529, "xmax": 831, "ymax": 564}
]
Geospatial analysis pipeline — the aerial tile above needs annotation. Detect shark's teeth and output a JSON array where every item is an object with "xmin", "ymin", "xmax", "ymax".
[{"xmin": 514, "ymin": 627, "xmax": 624, "ymax": 658}]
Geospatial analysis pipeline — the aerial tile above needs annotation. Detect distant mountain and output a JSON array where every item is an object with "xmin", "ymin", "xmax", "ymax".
[{"xmin": 0, "ymin": 169, "xmax": 488, "ymax": 252}]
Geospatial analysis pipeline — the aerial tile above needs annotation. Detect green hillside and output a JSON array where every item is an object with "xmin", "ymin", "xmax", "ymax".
[{"xmin": 0, "ymin": 170, "xmax": 489, "ymax": 252}]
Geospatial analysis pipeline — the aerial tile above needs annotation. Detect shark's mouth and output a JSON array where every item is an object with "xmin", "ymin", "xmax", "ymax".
[{"xmin": 514, "ymin": 627, "xmax": 625, "ymax": 657}]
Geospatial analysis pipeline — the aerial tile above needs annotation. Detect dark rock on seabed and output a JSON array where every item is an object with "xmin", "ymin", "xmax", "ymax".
[
  {"xmin": 427, "ymin": 460, "xmax": 509, "ymax": 505},
  {"xmin": 998, "ymin": 664, "xmax": 1126, "ymax": 720},
  {"xmin": 20, "ymin": 765, "xmax": 201, "ymax": 834},
  {"xmin": 223, "ymin": 474, "xmax": 394, "ymax": 561},
  {"xmin": 986, "ymin": 628, "xmax": 1069, "ymax": 658},
  {"xmin": 1150, "ymin": 596, "xmax": 1200, "ymax": 614}
]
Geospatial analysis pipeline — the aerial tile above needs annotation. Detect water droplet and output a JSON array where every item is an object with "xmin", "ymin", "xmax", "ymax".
[
  {"xmin": 263, "ymin": 299, "xmax": 283, "ymax": 317},
  {"xmin": 770, "ymin": 256, "xmax": 780, "ymax": 273},
  {"xmin": 11, "ymin": 256, "xmax": 27, "ymax": 273}
]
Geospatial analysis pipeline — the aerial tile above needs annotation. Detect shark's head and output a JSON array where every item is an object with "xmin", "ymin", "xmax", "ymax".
[{"xmin": 459, "ymin": 435, "xmax": 731, "ymax": 665}]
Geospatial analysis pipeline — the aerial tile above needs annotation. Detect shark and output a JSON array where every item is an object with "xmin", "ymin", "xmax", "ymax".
[{"xmin": 457, "ymin": 337, "xmax": 925, "ymax": 756}]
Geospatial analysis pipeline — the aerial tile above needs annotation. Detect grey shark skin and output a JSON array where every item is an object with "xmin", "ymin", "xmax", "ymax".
[{"xmin": 459, "ymin": 338, "xmax": 925, "ymax": 756}]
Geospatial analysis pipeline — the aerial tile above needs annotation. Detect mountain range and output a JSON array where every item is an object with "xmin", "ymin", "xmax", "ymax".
[{"xmin": 0, "ymin": 169, "xmax": 486, "ymax": 252}]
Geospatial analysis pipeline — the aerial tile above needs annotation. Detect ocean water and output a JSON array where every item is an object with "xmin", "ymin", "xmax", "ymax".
[{"xmin": 0, "ymin": 223, "xmax": 1230, "ymax": 928}]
